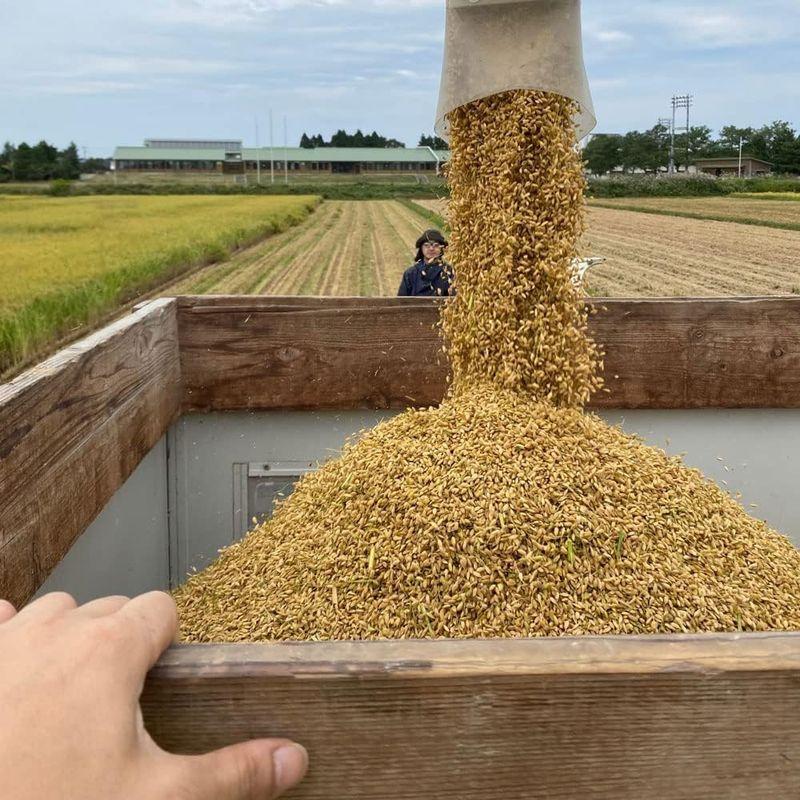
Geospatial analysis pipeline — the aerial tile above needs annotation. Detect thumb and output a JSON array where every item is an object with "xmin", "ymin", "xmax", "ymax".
[
  {"xmin": 0, "ymin": 600, "xmax": 17, "ymax": 625},
  {"xmin": 180, "ymin": 738, "xmax": 308, "ymax": 800}
]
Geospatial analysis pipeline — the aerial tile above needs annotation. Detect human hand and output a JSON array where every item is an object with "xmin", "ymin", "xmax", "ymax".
[{"xmin": 0, "ymin": 592, "xmax": 307, "ymax": 800}]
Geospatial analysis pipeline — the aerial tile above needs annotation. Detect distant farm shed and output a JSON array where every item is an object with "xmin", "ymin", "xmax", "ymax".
[
  {"xmin": 694, "ymin": 156, "xmax": 773, "ymax": 178},
  {"xmin": 112, "ymin": 138, "xmax": 450, "ymax": 177}
]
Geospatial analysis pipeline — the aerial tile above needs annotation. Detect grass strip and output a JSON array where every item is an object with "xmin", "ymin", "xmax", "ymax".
[
  {"xmin": 734, "ymin": 193, "xmax": 800, "ymax": 203},
  {"xmin": 400, "ymin": 199, "xmax": 450, "ymax": 233},
  {"xmin": 587, "ymin": 201, "xmax": 800, "ymax": 233}
]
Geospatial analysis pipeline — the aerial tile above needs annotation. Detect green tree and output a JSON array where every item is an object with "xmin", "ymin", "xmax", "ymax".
[
  {"xmin": 419, "ymin": 134, "xmax": 448, "ymax": 149},
  {"xmin": 30, "ymin": 140, "xmax": 59, "ymax": 179},
  {"xmin": 299, "ymin": 132, "xmax": 313, "ymax": 148},
  {"xmin": 0, "ymin": 141, "xmax": 14, "ymax": 181},
  {"xmin": 13, "ymin": 142, "xmax": 34, "ymax": 180},
  {"xmin": 759, "ymin": 121, "xmax": 799, "ymax": 173},
  {"xmin": 713, "ymin": 125, "xmax": 756, "ymax": 155},
  {"xmin": 301, "ymin": 130, "xmax": 406, "ymax": 149},
  {"xmin": 55, "ymin": 142, "xmax": 81, "ymax": 179},
  {"xmin": 80, "ymin": 157, "xmax": 110, "ymax": 173},
  {"xmin": 620, "ymin": 125, "xmax": 669, "ymax": 173},
  {"xmin": 582, "ymin": 133, "xmax": 622, "ymax": 175},
  {"xmin": 672, "ymin": 125, "xmax": 713, "ymax": 169}
]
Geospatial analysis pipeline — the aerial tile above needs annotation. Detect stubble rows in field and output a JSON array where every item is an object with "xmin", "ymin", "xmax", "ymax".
[
  {"xmin": 583, "ymin": 206, "xmax": 800, "ymax": 296},
  {"xmin": 589, "ymin": 195, "xmax": 800, "ymax": 231},
  {"xmin": 412, "ymin": 198, "xmax": 800, "ymax": 297},
  {"xmin": 169, "ymin": 200, "xmax": 434, "ymax": 297}
]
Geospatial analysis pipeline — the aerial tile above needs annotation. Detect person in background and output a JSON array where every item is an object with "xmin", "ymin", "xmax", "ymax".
[
  {"xmin": 0, "ymin": 591, "xmax": 308, "ymax": 800},
  {"xmin": 398, "ymin": 229, "xmax": 453, "ymax": 297}
]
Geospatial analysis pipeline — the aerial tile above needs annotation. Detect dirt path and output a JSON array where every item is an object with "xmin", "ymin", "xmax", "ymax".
[{"xmin": 166, "ymin": 200, "xmax": 433, "ymax": 297}]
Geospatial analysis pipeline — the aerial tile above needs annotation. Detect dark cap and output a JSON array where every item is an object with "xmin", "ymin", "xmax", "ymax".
[{"xmin": 415, "ymin": 229, "xmax": 448, "ymax": 249}]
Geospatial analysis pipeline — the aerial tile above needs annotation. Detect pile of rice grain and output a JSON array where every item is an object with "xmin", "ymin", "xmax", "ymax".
[
  {"xmin": 176, "ymin": 384, "xmax": 800, "ymax": 641},
  {"xmin": 174, "ymin": 91, "xmax": 800, "ymax": 642}
]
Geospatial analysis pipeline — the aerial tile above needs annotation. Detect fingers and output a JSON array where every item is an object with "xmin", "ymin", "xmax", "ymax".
[
  {"xmin": 0, "ymin": 599, "xmax": 17, "ymax": 624},
  {"xmin": 14, "ymin": 591, "xmax": 77, "ymax": 622},
  {"xmin": 181, "ymin": 739, "xmax": 308, "ymax": 800},
  {"xmin": 113, "ymin": 592, "xmax": 178, "ymax": 675},
  {"xmin": 73, "ymin": 595, "xmax": 130, "ymax": 619}
]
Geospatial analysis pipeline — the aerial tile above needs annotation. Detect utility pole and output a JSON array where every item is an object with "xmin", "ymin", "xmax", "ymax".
[
  {"xmin": 669, "ymin": 94, "xmax": 693, "ymax": 174},
  {"xmin": 738, "ymin": 136, "xmax": 745, "ymax": 178},
  {"xmin": 284, "ymin": 115, "xmax": 289, "ymax": 185},
  {"xmin": 658, "ymin": 118, "xmax": 672, "ymax": 173},
  {"xmin": 269, "ymin": 109, "xmax": 275, "ymax": 185},
  {"xmin": 255, "ymin": 116, "xmax": 262, "ymax": 185}
]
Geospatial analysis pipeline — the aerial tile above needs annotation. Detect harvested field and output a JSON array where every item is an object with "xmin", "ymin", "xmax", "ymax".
[
  {"xmin": 414, "ymin": 198, "xmax": 449, "ymax": 219},
  {"xmin": 168, "ymin": 200, "xmax": 436, "ymax": 297},
  {"xmin": 410, "ymin": 199, "xmax": 800, "ymax": 297},
  {"xmin": 589, "ymin": 196, "xmax": 800, "ymax": 231},
  {"xmin": 583, "ymin": 207, "xmax": 800, "ymax": 296}
]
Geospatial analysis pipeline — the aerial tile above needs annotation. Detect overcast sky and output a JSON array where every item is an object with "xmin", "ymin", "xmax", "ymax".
[{"xmin": 2, "ymin": 0, "xmax": 798, "ymax": 156}]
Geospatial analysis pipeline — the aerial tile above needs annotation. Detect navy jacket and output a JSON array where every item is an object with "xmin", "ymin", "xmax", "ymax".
[{"xmin": 398, "ymin": 260, "xmax": 453, "ymax": 297}]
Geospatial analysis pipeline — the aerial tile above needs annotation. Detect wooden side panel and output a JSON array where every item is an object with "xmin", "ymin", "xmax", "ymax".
[
  {"xmin": 178, "ymin": 296, "xmax": 448, "ymax": 411},
  {"xmin": 177, "ymin": 296, "xmax": 800, "ymax": 411},
  {"xmin": 143, "ymin": 634, "xmax": 800, "ymax": 800},
  {"xmin": 597, "ymin": 297, "xmax": 800, "ymax": 408},
  {"xmin": 0, "ymin": 299, "xmax": 181, "ymax": 607}
]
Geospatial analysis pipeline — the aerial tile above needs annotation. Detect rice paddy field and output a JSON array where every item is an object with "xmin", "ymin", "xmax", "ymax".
[{"xmin": 0, "ymin": 194, "xmax": 318, "ymax": 376}]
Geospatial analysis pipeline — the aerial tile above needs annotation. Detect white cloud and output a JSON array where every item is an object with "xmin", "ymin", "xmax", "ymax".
[
  {"xmin": 25, "ymin": 80, "xmax": 140, "ymax": 96},
  {"xmin": 655, "ymin": 10, "xmax": 789, "ymax": 47},
  {"xmin": 75, "ymin": 55, "xmax": 244, "ymax": 76},
  {"xmin": 593, "ymin": 30, "xmax": 632, "ymax": 44},
  {"xmin": 585, "ymin": 1, "xmax": 800, "ymax": 50},
  {"xmin": 151, "ymin": 0, "xmax": 440, "ymax": 29},
  {"xmin": 591, "ymin": 77, "xmax": 628, "ymax": 90}
]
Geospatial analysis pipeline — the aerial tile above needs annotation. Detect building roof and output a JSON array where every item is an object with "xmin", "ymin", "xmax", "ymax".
[
  {"xmin": 114, "ymin": 147, "xmax": 230, "ymax": 161},
  {"xmin": 144, "ymin": 138, "xmax": 242, "ymax": 150},
  {"xmin": 694, "ymin": 156, "xmax": 774, "ymax": 167},
  {"xmin": 114, "ymin": 145, "xmax": 451, "ymax": 163}
]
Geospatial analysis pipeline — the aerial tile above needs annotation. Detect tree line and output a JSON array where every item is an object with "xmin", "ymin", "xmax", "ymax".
[
  {"xmin": 0, "ymin": 141, "xmax": 88, "ymax": 182},
  {"xmin": 298, "ymin": 130, "xmax": 449, "ymax": 150},
  {"xmin": 418, "ymin": 134, "xmax": 449, "ymax": 150},
  {"xmin": 300, "ymin": 129, "xmax": 406, "ymax": 149},
  {"xmin": 584, "ymin": 121, "xmax": 800, "ymax": 175}
]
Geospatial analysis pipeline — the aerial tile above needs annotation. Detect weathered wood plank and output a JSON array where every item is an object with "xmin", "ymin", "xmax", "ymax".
[
  {"xmin": 143, "ymin": 633, "xmax": 800, "ymax": 800},
  {"xmin": 595, "ymin": 297, "xmax": 800, "ymax": 408},
  {"xmin": 0, "ymin": 299, "xmax": 181, "ymax": 607},
  {"xmin": 178, "ymin": 296, "xmax": 800, "ymax": 411},
  {"xmin": 178, "ymin": 296, "xmax": 449, "ymax": 411}
]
